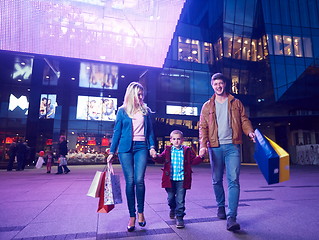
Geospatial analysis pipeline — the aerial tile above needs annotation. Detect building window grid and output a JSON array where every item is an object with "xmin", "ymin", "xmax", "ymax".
[
  {"xmin": 272, "ymin": 34, "xmax": 312, "ymax": 58},
  {"xmin": 178, "ymin": 37, "xmax": 200, "ymax": 63}
]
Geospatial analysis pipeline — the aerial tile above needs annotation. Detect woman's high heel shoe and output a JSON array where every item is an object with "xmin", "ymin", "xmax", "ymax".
[
  {"xmin": 127, "ymin": 225, "xmax": 135, "ymax": 232},
  {"xmin": 127, "ymin": 217, "xmax": 136, "ymax": 232},
  {"xmin": 138, "ymin": 213, "xmax": 146, "ymax": 227}
]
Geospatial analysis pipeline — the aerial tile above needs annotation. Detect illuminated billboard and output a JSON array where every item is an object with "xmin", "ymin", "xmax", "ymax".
[
  {"xmin": 79, "ymin": 62, "xmax": 118, "ymax": 89},
  {"xmin": 166, "ymin": 105, "xmax": 198, "ymax": 116},
  {"xmin": 1, "ymin": 0, "xmax": 186, "ymax": 68},
  {"xmin": 76, "ymin": 96, "xmax": 117, "ymax": 121},
  {"xmin": 39, "ymin": 94, "xmax": 58, "ymax": 119},
  {"xmin": 8, "ymin": 94, "xmax": 29, "ymax": 117}
]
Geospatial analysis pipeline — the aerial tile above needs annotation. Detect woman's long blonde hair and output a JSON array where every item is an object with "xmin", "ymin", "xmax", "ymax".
[{"xmin": 122, "ymin": 82, "xmax": 148, "ymax": 118}]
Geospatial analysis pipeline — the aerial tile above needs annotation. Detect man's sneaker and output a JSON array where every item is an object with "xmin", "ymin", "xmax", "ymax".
[
  {"xmin": 217, "ymin": 206, "xmax": 226, "ymax": 219},
  {"xmin": 227, "ymin": 217, "xmax": 240, "ymax": 231},
  {"xmin": 176, "ymin": 217, "xmax": 185, "ymax": 229},
  {"xmin": 169, "ymin": 210, "xmax": 175, "ymax": 219}
]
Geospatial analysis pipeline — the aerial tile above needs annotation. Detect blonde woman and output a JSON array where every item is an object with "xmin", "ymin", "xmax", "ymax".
[{"xmin": 107, "ymin": 82, "xmax": 157, "ymax": 232}]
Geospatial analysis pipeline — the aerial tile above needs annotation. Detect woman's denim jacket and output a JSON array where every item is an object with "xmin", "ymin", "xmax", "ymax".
[{"xmin": 110, "ymin": 107, "xmax": 155, "ymax": 154}]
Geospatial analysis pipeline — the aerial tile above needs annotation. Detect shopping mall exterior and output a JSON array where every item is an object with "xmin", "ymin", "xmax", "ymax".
[{"xmin": 1, "ymin": 0, "xmax": 319, "ymax": 167}]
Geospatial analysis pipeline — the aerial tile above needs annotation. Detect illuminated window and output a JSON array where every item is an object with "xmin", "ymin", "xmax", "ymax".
[
  {"xmin": 293, "ymin": 37, "xmax": 303, "ymax": 57},
  {"xmin": 232, "ymin": 36, "xmax": 242, "ymax": 60},
  {"xmin": 266, "ymin": 34, "xmax": 273, "ymax": 55},
  {"xmin": 251, "ymin": 39, "xmax": 257, "ymax": 61},
  {"xmin": 273, "ymin": 35, "xmax": 283, "ymax": 55},
  {"xmin": 231, "ymin": 76, "xmax": 239, "ymax": 94},
  {"xmin": 263, "ymin": 35, "xmax": 269, "ymax": 57},
  {"xmin": 224, "ymin": 33, "xmax": 233, "ymax": 58},
  {"xmin": 178, "ymin": 37, "xmax": 199, "ymax": 63},
  {"xmin": 303, "ymin": 37, "xmax": 313, "ymax": 57},
  {"xmin": 283, "ymin": 36, "xmax": 293, "ymax": 56},
  {"xmin": 214, "ymin": 38, "xmax": 223, "ymax": 60},
  {"xmin": 203, "ymin": 42, "xmax": 213, "ymax": 64},
  {"xmin": 242, "ymin": 38, "xmax": 251, "ymax": 61}
]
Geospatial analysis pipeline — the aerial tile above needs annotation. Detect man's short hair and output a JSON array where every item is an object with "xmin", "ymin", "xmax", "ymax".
[
  {"xmin": 170, "ymin": 130, "xmax": 184, "ymax": 138},
  {"xmin": 211, "ymin": 73, "xmax": 226, "ymax": 83}
]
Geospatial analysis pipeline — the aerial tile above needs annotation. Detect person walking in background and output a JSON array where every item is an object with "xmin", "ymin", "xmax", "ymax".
[
  {"xmin": 16, "ymin": 139, "xmax": 27, "ymax": 171},
  {"xmin": 199, "ymin": 73, "xmax": 255, "ymax": 231},
  {"xmin": 107, "ymin": 82, "xmax": 157, "ymax": 232},
  {"xmin": 56, "ymin": 135, "xmax": 70, "ymax": 174},
  {"xmin": 7, "ymin": 142, "xmax": 17, "ymax": 171},
  {"xmin": 152, "ymin": 130, "xmax": 204, "ymax": 229},
  {"xmin": 45, "ymin": 150, "xmax": 54, "ymax": 173}
]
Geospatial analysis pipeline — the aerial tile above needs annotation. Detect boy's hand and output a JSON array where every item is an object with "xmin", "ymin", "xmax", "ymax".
[{"xmin": 199, "ymin": 147, "xmax": 207, "ymax": 158}]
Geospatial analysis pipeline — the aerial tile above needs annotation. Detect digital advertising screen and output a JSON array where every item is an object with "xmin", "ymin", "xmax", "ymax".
[
  {"xmin": 76, "ymin": 96, "xmax": 117, "ymax": 121},
  {"xmin": 11, "ymin": 57, "xmax": 33, "ymax": 83},
  {"xmin": 79, "ymin": 62, "xmax": 118, "ymax": 89},
  {"xmin": 42, "ymin": 58, "xmax": 60, "ymax": 86},
  {"xmin": 166, "ymin": 105, "xmax": 198, "ymax": 116},
  {"xmin": 8, "ymin": 94, "xmax": 29, "ymax": 117},
  {"xmin": 1, "ymin": 0, "xmax": 186, "ymax": 68},
  {"xmin": 39, "ymin": 94, "xmax": 58, "ymax": 119}
]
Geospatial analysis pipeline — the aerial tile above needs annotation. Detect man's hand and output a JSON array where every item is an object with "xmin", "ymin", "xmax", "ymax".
[
  {"xmin": 248, "ymin": 132, "xmax": 256, "ymax": 143},
  {"xmin": 199, "ymin": 147, "xmax": 207, "ymax": 158}
]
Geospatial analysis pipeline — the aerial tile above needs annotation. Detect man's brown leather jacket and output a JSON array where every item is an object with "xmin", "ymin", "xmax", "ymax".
[{"xmin": 199, "ymin": 93, "xmax": 253, "ymax": 149}]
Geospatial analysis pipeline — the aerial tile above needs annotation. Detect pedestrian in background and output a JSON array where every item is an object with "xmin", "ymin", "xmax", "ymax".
[{"xmin": 56, "ymin": 135, "xmax": 70, "ymax": 174}]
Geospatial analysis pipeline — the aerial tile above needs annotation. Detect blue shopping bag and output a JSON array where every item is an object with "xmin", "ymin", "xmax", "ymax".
[{"xmin": 254, "ymin": 129, "xmax": 290, "ymax": 184}]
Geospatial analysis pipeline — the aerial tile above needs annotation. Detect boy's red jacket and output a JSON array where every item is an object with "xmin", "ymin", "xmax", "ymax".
[{"xmin": 153, "ymin": 145, "xmax": 203, "ymax": 189}]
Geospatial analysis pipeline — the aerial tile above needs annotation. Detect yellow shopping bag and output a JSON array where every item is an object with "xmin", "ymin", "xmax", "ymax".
[{"xmin": 265, "ymin": 136, "xmax": 290, "ymax": 183}]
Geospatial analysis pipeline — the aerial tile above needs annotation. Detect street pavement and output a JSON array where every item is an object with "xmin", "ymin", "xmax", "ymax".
[{"xmin": 1, "ymin": 163, "xmax": 319, "ymax": 240}]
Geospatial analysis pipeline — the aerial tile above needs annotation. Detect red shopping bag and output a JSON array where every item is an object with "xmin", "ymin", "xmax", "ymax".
[
  {"xmin": 97, "ymin": 164, "xmax": 122, "ymax": 213},
  {"xmin": 97, "ymin": 171, "xmax": 115, "ymax": 213}
]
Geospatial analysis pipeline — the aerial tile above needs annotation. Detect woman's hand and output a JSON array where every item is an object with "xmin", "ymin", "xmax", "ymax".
[
  {"xmin": 149, "ymin": 148, "xmax": 157, "ymax": 158},
  {"xmin": 107, "ymin": 154, "xmax": 114, "ymax": 163}
]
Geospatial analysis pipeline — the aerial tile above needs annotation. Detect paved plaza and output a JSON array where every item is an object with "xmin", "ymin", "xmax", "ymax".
[{"xmin": 1, "ymin": 163, "xmax": 319, "ymax": 240}]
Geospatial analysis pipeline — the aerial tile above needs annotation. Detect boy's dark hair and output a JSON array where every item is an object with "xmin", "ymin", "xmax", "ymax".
[{"xmin": 170, "ymin": 130, "xmax": 184, "ymax": 138}]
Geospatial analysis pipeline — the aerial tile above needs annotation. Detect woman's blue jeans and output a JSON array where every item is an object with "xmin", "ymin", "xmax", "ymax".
[
  {"xmin": 118, "ymin": 141, "xmax": 148, "ymax": 217},
  {"xmin": 208, "ymin": 144, "xmax": 241, "ymax": 219}
]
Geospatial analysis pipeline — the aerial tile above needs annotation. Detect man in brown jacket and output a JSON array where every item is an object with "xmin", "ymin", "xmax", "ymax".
[{"xmin": 199, "ymin": 73, "xmax": 255, "ymax": 231}]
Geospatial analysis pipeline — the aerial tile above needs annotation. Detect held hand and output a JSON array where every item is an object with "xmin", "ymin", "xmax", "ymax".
[
  {"xmin": 107, "ymin": 154, "xmax": 114, "ymax": 163},
  {"xmin": 149, "ymin": 148, "xmax": 157, "ymax": 158},
  {"xmin": 199, "ymin": 147, "xmax": 207, "ymax": 158},
  {"xmin": 248, "ymin": 132, "xmax": 256, "ymax": 143}
]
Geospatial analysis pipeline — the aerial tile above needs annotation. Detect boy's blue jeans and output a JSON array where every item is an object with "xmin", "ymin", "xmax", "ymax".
[
  {"xmin": 119, "ymin": 141, "xmax": 148, "ymax": 217},
  {"xmin": 165, "ymin": 180, "xmax": 186, "ymax": 218},
  {"xmin": 208, "ymin": 144, "xmax": 241, "ymax": 219}
]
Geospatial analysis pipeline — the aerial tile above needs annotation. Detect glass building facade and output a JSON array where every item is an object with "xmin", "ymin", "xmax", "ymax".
[{"xmin": 1, "ymin": 0, "xmax": 319, "ymax": 167}]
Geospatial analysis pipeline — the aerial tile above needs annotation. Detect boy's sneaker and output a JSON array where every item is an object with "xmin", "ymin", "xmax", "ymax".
[
  {"xmin": 169, "ymin": 210, "xmax": 175, "ymax": 219},
  {"xmin": 227, "ymin": 217, "xmax": 240, "ymax": 231},
  {"xmin": 217, "ymin": 206, "xmax": 226, "ymax": 219},
  {"xmin": 176, "ymin": 217, "xmax": 185, "ymax": 229}
]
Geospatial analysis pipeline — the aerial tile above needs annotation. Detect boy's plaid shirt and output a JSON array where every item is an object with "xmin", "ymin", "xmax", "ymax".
[{"xmin": 171, "ymin": 146, "xmax": 184, "ymax": 181}]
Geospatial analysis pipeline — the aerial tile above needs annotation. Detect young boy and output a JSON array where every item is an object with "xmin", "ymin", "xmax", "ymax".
[{"xmin": 152, "ymin": 130, "xmax": 204, "ymax": 228}]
